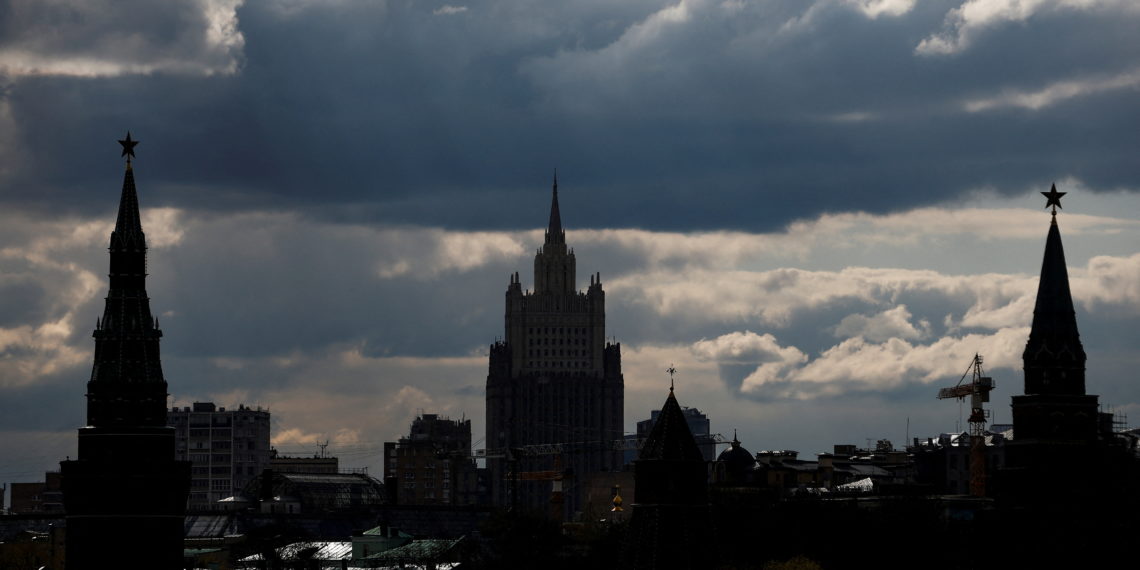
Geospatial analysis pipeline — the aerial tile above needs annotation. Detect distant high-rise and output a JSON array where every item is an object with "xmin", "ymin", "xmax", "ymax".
[
  {"xmin": 383, "ymin": 414, "xmax": 481, "ymax": 506},
  {"xmin": 485, "ymin": 175, "xmax": 624, "ymax": 515},
  {"xmin": 168, "ymin": 402, "xmax": 271, "ymax": 510},
  {"xmin": 60, "ymin": 134, "xmax": 190, "ymax": 568}
]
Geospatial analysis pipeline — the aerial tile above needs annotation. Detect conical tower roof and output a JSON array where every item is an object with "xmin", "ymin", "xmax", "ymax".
[
  {"xmin": 1029, "ymin": 218, "xmax": 1080, "ymax": 340},
  {"xmin": 110, "ymin": 163, "xmax": 147, "ymax": 250},
  {"xmin": 1022, "ymin": 192, "xmax": 1087, "ymax": 395},
  {"xmin": 638, "ymin": 389, "xmax": 704, "ymax": 462}
]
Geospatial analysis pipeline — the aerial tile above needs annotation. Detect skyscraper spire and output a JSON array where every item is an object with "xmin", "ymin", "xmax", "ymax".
[
  {"xmin": 546, "ymin": 170, "xmax": 564, "ymax": 244},
  {"xmin": 1023, "ymin": 188, "xmax": 1086, "ymax": 396}
]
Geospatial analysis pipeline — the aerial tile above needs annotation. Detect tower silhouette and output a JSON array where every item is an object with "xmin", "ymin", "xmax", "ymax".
[
  {"xmin": 1004, "ymin": 188, "xmax": 1100, "ymax": 495},
  {"xmin": 485, "ymin": 174, "xmax": 624, "ymax": 516},
  {"xmin": 60, "ymin": 135, "xmax": 190, "ymax": 568},
  {"xmin": 624, "ymin": 386, "xmax": 712, "ymax": 569}
]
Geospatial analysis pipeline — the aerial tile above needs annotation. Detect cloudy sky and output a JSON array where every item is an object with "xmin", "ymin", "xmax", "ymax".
[{"xmin": 2, "ymin": 0, "xmax": 1139, "ymax": 486}]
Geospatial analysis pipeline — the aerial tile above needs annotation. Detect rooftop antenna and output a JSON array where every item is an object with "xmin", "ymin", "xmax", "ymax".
[{"xmin": 318, "ymin": 440, "xmax": 329, "ymax": 459}]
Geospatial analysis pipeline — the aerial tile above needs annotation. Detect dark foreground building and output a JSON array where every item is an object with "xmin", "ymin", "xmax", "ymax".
[
  {"xmin": 624, "ymin": 387, "xmax": 713, "ymax": 570},
  {"xmin": 486, "ymin": 176, "xmax": 624, "ymax": 515},
  {"xmin": 59, "ymin": 135, "xmax": 190, "ymax": 569},
  {"xmin": 993, "ymin": 187, "xmax": 1139, "ymax": 564},
  {"xmin": 1003, "ymin": 186, "xmax": 1111, "ymax": 494}
]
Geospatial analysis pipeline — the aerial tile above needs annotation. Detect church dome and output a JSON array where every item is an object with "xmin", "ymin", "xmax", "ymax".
[{"xmin": 718, "ymin": 432, "xmax": 756, "ymax": 471}]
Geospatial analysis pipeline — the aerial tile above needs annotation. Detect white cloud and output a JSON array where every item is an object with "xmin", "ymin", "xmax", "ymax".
[
  {"xmin": 692, "ymin": 330, "xmax": 808, "ymax": 364},
  {"xmin": 834, "ymin": 305, "xmax": 929, "ymax": 342},
  {"xmin": 577, "ymin": 207, "xmax": 1135, "ymax": 273},
  {"xmin": 377, "ymin": 230, "xmax": 529, "ymax": 279},
  {"xmin": 613, "ymin": 266, "xmax": 975, "ymax": 328},
  {"xmin": 917, "ymin": 0, "xmax": 1140, "ymax": 56},
  {"xmin": 964, "ymin": 69, "xmax": 1140, "ymax": 112},
  {"xmin": 843, "ymin": 0, "xmax": 916, "ymax": 19},
  {"xmin": 721, "ymin": 327, "xmax": 1029, "ymax": 400},
  {"xmin": 0, "ymin": 0, "xmax": 245, "ymax": 77},
  {"xmin": 1077, "ymin": 253, "xmax": 1140, "ymax": 313},
  {"xmin": 433, "ymin": 5, "xmax": 469, "ymax": 16}
]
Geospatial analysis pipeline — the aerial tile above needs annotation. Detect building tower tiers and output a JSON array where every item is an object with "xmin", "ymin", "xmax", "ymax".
[
  {"xmin": 1004, "ymin": 188, "xmax": 1104, "ymax": 505},
  {"xmin": 60, "ymin": 136, "xmax": 190, "ymax": 569},
  {"xmin": 486, "ymin": 175, "xmax": 624, "ymax": 515},
  {"xmin": 1010, "ymin": 205, "xmax": 1098, "ymax": 445}
]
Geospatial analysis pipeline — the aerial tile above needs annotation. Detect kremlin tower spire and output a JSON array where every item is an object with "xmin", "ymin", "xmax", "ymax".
[
  {"xmin": 1004, "ymin": 185, "xmax": 1102, "ymax": 508},
  {"xmin": 61, "ymin": 133, "xmax": 190, "ymax": 569},
  {"xmin": 87, "ymin": 131, "xmax": 168, "ymax": 426},
  {"xmin": 1022, "ymin": 184, "xmax": 1086, "ymax": 396}
]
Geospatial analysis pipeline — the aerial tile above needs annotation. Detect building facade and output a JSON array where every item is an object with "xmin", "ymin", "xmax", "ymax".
[
  {"xmin": 384, "ymin": 414, "xmax": 480, "ymax": 505},
  {"xmin": 270, "ymin": 450, "xmax": 339, "ymax": 474},
  {"xmin": 168, "ymin": 402, "xmax": 271, "ymax": 509},
  {"xmin": 8, "ymin": 473, "xmax": 64, "ymax": 514},
  {"xmin": 59, "ymin": 137, "xmax": 190, "ymax": 569},
  {"xmin": 485, "ymin": 176, "xmax": 624, "ymax": 514}
]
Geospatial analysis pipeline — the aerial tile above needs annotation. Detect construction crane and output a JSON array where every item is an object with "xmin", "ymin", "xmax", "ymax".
[{"xmin": 937, "ymin": 354, "xmax": 995, "ymax": 497}]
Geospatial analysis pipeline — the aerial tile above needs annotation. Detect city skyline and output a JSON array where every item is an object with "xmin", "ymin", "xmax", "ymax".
[{"xmin": 2, "ymin": 0, "xmax": 1140, "ymax": 486}]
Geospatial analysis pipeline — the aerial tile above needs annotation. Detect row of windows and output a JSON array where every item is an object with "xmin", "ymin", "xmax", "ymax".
[
  {"xmin": 528, "ymin": 360, "xmax": 590, "ymax": 368},
  {"xmin": 529, "ymin": 327, "xmax": 587, "ymax": 335},
  {"xmin": 529, "ymin": 349, "xmax": 587, "ymax": 357},
  {"xmin": 529, "ymin": 337, "xmax": 587, "ymax": 346}
]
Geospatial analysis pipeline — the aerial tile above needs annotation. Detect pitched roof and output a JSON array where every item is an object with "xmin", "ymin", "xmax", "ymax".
[
  {"xmin": 638, "ymin": 389, "xmax": 704, "ymax": 462},
  {"xmin": 110, "ymin": 163, "xmax": 146, "ymax": 250},
  {"xmin": 1026, "ymin": 216, "xmax": 1083, "ymax": 351}
]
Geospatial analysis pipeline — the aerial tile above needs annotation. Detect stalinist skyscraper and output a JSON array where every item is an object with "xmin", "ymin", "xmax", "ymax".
[{"xmin": 486, "ymin": 175, "xmax": 624, "ymax": 515}]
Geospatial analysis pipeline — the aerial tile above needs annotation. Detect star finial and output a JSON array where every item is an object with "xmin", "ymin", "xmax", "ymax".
[
  {"xmin": 118, "ymin": 132, "xmax": 139, "ymax": 164},
  {"xmin": 1041, "ymin": 183, "xmax": 1065, "ymax": 215},
  {"xmin": 666, "ymin": 364, "xmax": 677, "ymax": 392}
]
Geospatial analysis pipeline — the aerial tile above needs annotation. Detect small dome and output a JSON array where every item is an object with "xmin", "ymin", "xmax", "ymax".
[{"xmin": 717, "ymin": 433, "xmax": 756, "ymax": 471}]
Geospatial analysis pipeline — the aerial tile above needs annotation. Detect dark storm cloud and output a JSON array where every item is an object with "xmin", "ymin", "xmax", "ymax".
[{"xmin": 2, "ymin": 0, "xmax": 1139, "ymax": 232}]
